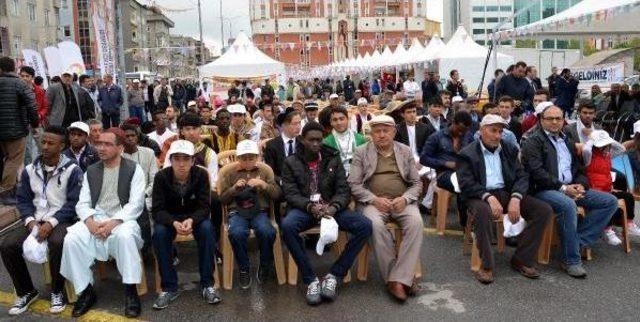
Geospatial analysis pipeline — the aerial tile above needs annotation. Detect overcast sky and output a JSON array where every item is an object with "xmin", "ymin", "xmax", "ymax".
[{"xmin": 153, "ymin": 0, "xmax": 443, "ymax": 55}]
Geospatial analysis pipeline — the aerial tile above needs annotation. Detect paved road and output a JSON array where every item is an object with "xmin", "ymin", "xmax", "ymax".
[{"xmin": 1, "ymin": 224, "xmax": 639, "ymax": 321}]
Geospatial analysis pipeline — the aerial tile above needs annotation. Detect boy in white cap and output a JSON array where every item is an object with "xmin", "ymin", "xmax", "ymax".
[
  {"xmin": 228, "ymin": 104, "xmax": 260, "ymax": 142},
  {"xmin": 218, "ymin": 140, "xmax": 281, "ymax": 289},
  {"xmin": 151, "ymin": 140, "xmax": 221, "ymax": 309},
  {"xmin": 63, "ymin": 121, "xmax": 100, "ymax": 172}
]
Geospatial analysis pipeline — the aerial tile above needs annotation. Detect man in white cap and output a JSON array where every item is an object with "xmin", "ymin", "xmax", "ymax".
[
  {"xmin": 218, "ymin": 140, "xmax": 281, "ymax": 289},
  {"xmin": 349, "ymin": 97, "xmax": 372, "ymax": 135},
  {"xmin": 228, "ymin": 104, "xmax": 260, "ymax": 142},
  {"xmin": 348, "ymin": 115, "xmax": 423, "ymax": 302},
  {"xmin": 60, "ymin": 128, "xmax": 146, "ymax": 318},
  {"xmin": 458, "ymin": 114, "xmax": 551, "ymax": 284},
  {"xmin": 521, "ymin": 89, "xmax": 550, "ymax": 133},
  {"xmin": 151, "ymin": 140, "xmax": 221, "ymax": 309},
  {"xmin": 63, "ymin": 121, "xmax": 99, "ymax": 172}
]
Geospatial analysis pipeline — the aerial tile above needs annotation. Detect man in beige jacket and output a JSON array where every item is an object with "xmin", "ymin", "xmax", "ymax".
[{"xmin": 348, "ymin": 115, "xmax": 423, "ymax": 302}]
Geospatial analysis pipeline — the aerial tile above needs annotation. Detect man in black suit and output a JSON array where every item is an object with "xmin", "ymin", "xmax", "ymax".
[
  {"xmin": 458, "ymin": 114, "xmax": 551, "ymax": 284},
  {"xmin": 421, "ymin": 72, "xmax": 440, "ymax": 110},
  {"xmin": 394, "ymin": 100, "xmax": 430, "ymax": 159},
  {"xmin": 263, "ymin": 108, "xmax": 302, "ymax": 186},
  {"xmin": 420, "ymin": 97, "xmax": 446, "ymax": 138}
]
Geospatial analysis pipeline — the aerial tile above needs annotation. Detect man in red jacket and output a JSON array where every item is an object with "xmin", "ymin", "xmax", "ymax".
[{"xmin": 19, "ymin": 66, "xmax": 48, "ymax": 126}]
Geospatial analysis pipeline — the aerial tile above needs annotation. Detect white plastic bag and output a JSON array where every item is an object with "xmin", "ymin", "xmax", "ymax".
[
  {"xmin": 503, "ymin": 214, "xmax": 527, "ymax": 238},
  {"xmin": 316, "ymin": 217, "xmax": 339, "ymax": 255},
  {"xmin": 22, "ymin": 226, "xmax": 48, "ymax": 264}
]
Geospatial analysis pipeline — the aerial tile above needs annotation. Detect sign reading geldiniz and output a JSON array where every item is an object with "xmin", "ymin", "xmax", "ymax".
[{"xmin": 572, "ymin": 62, "xmax": 625, "ymax": 88}]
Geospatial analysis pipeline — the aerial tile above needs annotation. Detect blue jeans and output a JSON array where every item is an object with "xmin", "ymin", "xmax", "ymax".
[
  {"xmin": 152, "ymin": 219, "xmax": 217, "ymax": 292},
  {"xmin": 227, "ymin": 212, "xmax": 276, "ymax": 271},
  {"xmin": 535, "ymin": 189, "xmax": 617, "ymax": 265},
  {"xmin": 281, "ymin": 208, "xmax": 372, "ymax": 284},
  {"xmin": 128, "ymin": 105, "xmax": 145, "ymax": 122}
]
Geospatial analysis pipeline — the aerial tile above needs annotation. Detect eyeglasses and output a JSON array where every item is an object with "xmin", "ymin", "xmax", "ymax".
[{"xmin": 542, "ymin": 117, "xmax": 563, "ymax": 122}]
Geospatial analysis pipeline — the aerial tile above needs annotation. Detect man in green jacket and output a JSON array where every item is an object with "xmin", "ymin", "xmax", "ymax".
[{"xmin": 322, "ymin": 106, "xmax": 367, "ymax": 176}]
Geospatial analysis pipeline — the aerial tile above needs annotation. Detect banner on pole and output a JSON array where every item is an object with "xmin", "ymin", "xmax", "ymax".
[
  {"xmin": 43, "ymin": 46, "xmax": 64, "ymax": 78},
  {"xmin": 22, "ymin": 49, "xmax": 49, "ymax": 89},
  {"xmin": 92, "ymin": 14, "xmax": 116, "ymax": 75},
  {"xmin": 572, "ymin": 62, "xmax": 625, "ymax": 88},
  {"xmin": 57, "ymin": 41, "xmax": 86, "ymax": 75}
]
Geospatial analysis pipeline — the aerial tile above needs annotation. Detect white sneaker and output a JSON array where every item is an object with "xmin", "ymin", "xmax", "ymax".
[
  {"xmin": 627, "ymin": 222, "xmax": 640, "ymax": 237},
  {"xmin": 49, "ymin": 292, "xmax": 66, "ymax": 314},
  {"xmin": 604, "ymin": 229, "xmax": 622, "ymax": 246}
]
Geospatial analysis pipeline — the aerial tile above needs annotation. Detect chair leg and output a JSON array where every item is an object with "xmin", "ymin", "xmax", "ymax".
[
  {"xmin": 334, "ymin": 232, "xmax": 351, "ymax": 283},
  {"xmin": 65, "ymin": 280, "xmax": 77, "ymax": 303},
  {"xmin": 436, "ymin": 190, "xmax": 450, "ymax": 235},
  {"xmin": 414, "ymin": 261, "xmax": 422, "ymax": 279},
  {"xmin": 43, "ymin": 262, "xmax": 52, "ymax": 285},
  {"xmin": 214, "ymin": 265, "xmax": 221, "ymax": 289},
  {"xmin": 287, "ymin": 253, "xmax": 298, "ymax": 286},
  {"xmin": 272, "ymin": 230, "xmax": 287, "ymax": 285},
  {"xmin": 537, "ymin": 216, "xmax": 555, "ymax": 265},
  {"xmin": 619, "ymin": 200, "xmax": 631, "ymax": 254},
  {"xmin": 137, "ymin": 252, "xmax": 148, "ymax": 296},
  {"xmin": 496, "ymin": 221, "xmax": 505, "ymax": 254},
  {"xmin": 222, "ymin": 227, "xmax": 234, "ymax": 290},
  {"xmin": 463, "ymin": 216, "xmax": 473, "ymax": 256},
  {"xmin": 470, "ymin": 233, "xmax": 481, "ymax": 272},
  {"xmin": 356, "ymin": 244, "xmax": 369, "ymax": 281}
]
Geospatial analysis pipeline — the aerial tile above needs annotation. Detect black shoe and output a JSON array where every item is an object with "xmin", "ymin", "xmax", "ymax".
[
  {"xmin": 72, "ymin": 285, "xmax": 96, "ymax": 317},
  {"xmin": 124, "ymin": 293, "xmax": 141, "ymax": 318},
  {"xmin": 256, "ymin": 264, "xmax": 273, "ymax": 285},
  {"xmin": 239, "ymin": 269, "xmax": 252, "ymax": 289}
]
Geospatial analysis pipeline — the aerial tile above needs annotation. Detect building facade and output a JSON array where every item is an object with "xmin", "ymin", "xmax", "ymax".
[
  {"xmin": 145, "ymin": 5, "xmax": 174, "ymax": 76},
  {"xmin": 122, "ymin": 0, "xmax": 150, "ymax": 73},
  {"xmin": 169, "ymin": 35, "xmax": 212, "ymax": 77},
  {"xmin": 443, "ymin": 0, "xmax": 514, "ymax": 46},
  {"xmin": 250, "ymin": 0, "xmax": 439, "ymax": 66},
  {"xmin": 513, "ymin": 0, "xmax": 583, "ymax": 49},
  {"xmin": 0, "ymin": 0, "xmax": 62, "ymax": 59}
]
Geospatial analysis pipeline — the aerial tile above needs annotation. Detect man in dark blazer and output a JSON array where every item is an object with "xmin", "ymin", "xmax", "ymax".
[
  {"xmin": 263, "ymin": 108, "xmax": 302, "ymax": 186},
  {"xmin": 420, "ymin": 97, "xmax": 446, "ymax": 138},
  {"xmin": 393, "ymin": 100, "xmax": 429, "ymax": 159},
  {"xmin": 458, "ymin": 114, "xmax": 551, "ymax": 284},
  {"xmin": 521, "ymin": 105, "xmax": 617, "ymax": 279}
]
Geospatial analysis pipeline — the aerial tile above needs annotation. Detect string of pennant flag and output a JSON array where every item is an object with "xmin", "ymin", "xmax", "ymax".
[{"xmin": 254, "ymin": 37, "xmax": 426, "ymax": 51}]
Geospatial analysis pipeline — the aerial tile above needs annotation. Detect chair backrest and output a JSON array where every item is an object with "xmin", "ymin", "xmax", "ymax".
[{"xmin": 217, "ymin": 150, "xmax": 237, "ymax": 167}]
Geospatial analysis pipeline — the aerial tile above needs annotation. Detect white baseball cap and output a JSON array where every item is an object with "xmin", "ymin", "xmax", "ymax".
[
  {"xmin": 67, "ymin": 121, "xmax": 90, "ymax": 135},
  {"xmin": 535, "ymin": 101, "xmax": 554, "ymax": 116},
  {"xmin": 236, "ymin": 140, "xmax": 260, "ymax": 156},
  {"xmin": 634, "ymin": 120, "xmax": 640, "ymax": 135},
  {"xmin": 227, "ymin": 104, "xmax": 247, "ymax": 114},
  {"xmin": 357, "ymin": 98, "xmax": 368, "ymax": 106},
  {"xmin": 329, "ymin": 93, "xmax": 339, "ymax": 99},
  {"xmin": 479, "ymin": 114, "xmax": 508, "ymax": 128},
  {"xmin": 167, "ymin": 140, "xmax": 195, "ymax": 158},
  {"xmin": 590, "ymin": 130, "xmax": 616, "ymax": 148},
  {"xmin": 187, "ymin": 100, "xmax": 197, "ymax": 107},
  {"xmin": 451, "ymin": 96, "xmax": 464, "ymax": 103},
  {"xmin": 132, "ymin": 79, "xmax": 140, "ymax": 83}
]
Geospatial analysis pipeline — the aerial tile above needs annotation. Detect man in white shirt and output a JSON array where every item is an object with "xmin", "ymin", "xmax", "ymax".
[
  {"xmin": 148, "ymin": 110, "xmax": 177, "ymax": 148},
  {"xmin": 403, "ymin": 76, "xmax": 421, "ymax": 101}
]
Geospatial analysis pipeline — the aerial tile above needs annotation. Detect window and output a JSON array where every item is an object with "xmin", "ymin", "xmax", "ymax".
[
  {"xmin": 44, "ymin": 9, "xmax": 49, "ymax": 26},
  {"xmin": 473, "ymin": 29, "xmax": 484, "ymax": 35},
  {"xmin": 473, "ymin": 17, "xmax": 484, "ymax": 23},
  {"xmin": 64, "ymin": 26, "xmax": 71, "ymax": 37},
  {"xmin": 472, "ymin": 6, "xmax": 485, "ymax": 12},
  {"xmin": 28, "ymin": 3, "xmax": 36, "ymax": 21},
  {"xmin": 487, "ymin": 17, "xmax": 498, "ymax": 23},
  {"xmin": 0, "ymin": 0, "xmax": 7, "ymax": 16},
  {"xmin": 54, "ymin": 8, "xmax": 60, "ymax": 25},
  {"xmin": 11, "ymin": 0, "xmax": 18, "ymax": 15},
  {"xmin": 12, "ymin": 35, "xmax": 21, "ymax": 56},
  {"xmin": 500, "ymin": 6, "xmax": 512, "ymax": 12},
  {"xmin": 476, "ymin": 40, "xmax": 485, "ymax": 45},
  {"xmin": 486, "ymin": 6, "xmax": 499, "ymax": 12},
  {"xmin": 542, "ymin": 39, "xmax": 554, "ymax": 49}
]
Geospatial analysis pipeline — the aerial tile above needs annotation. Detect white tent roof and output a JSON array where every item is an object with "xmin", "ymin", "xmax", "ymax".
[
  {"xmin": 496, "ymin": 0, "xmax": 640, "ymax": 40},
  {"xmin": 390, "ymin": 44, "xmax": 408, "ymax": 67},
  {"xmin": 422, "ymin": 37, "xmax": 446, "ymax": 61},
  {"xmin": 436, "ymin": 26, "xmax": 511, "ymax": 60},
  {"xmin": 380, "ymin": 46, "xmax": 394, "ymax": 67},
  {"xmin": 402, "ymin": 38, "xmax": 426, "ymax": 65},
  {"xmin": 198, "ymin": 32, "xmax": 285, "ymax": 79}
]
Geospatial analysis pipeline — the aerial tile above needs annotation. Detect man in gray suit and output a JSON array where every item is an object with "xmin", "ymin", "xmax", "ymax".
[
  {"xmin": 47, "ymin": 72, "xmax": 93, "ymax": 127},
  {"xmin": 348, "ymin": 115, "xmax": 423, "ymax": 303}
]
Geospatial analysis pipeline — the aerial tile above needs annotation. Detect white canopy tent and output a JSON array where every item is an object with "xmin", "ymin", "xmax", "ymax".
[
  {"xmin": 422, "ymin": 37, "xmax": 446, "ymax": 61},
  {"xmin": 436, "ymin": 26, "xmax": 514, "ymax": 92},
  {"xmin": 198, "ymin": 32, "xmax": 285, "ymax": 79},
  {"xmin": 401, "ymin": 38, "xmax": 426, "ymax": 65},
  {"xmin": 495, "ymin": 0, "xmax": 640, "ymax": 40}
]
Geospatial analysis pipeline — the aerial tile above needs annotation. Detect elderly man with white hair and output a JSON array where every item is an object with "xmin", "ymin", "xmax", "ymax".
[
  {"xmin": 349, "ymin": 97, "xmax": 372, "ymax": 135},
  {"xmin": 348, "ymin": 115, "xmax": 423, "ymax": 302}
]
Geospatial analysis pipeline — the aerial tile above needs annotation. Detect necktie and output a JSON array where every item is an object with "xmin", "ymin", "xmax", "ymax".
[{"xmin": 287, "ymin": 139, "xmax": 294, "ymax": 156}]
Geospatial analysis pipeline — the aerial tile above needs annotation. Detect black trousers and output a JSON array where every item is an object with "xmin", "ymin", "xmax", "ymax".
[
  {"xmin": 0, "ymin": 222, "xmax": 72, "ymax": 296},
  {"xmin": 466, "ymin": 190, "xmax": 551, "ymax": 270},
  {"xmin": 611, "ymin": 190, "xmax": 635, "ymax": 225}
]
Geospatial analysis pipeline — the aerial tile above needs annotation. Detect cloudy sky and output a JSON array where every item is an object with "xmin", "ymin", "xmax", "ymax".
[{"xmin": 153, "ymin": 0, "xmax": 443, "ymax": 55}]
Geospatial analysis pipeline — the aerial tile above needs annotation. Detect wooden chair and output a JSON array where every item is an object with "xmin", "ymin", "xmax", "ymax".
[
  {"xmin": 463, "ymin": 216, "xmax": 505, "ymax": 272},
  {"xmin": 217, "ymin": 162, "xmax": 287, "ymax": 290},
  {"xmin": 356, "ymin": 222, "xmax": 422, "ymax": 281},
  {"xmin": 152, "ymin": 233, "xmax": 222, "ymax": 293},
  {"xmin": 432, "ymin": 187, "xmax": 455, "ymax": 235},
  {"xmin": 217, "ymin": 150, "xmax": 237, "ymax": 167},
  {"xmin": 286, "ymin": 227, "xmax": 351, "ymax": 285},
  {"xmin": 96, "ymin": 252, "xmax": 148, "ymax": 296}
]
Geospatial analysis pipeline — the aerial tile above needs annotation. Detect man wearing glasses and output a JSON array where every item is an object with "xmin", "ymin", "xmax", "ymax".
[{"xmin": 521, "ymin": 105, "xmax": 617, "ymax": 279}]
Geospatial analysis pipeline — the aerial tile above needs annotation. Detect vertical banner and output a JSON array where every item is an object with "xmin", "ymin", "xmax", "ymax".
[
  {"xmin": 43, "ymin": 46, "xmax": 64, "ymax": 78},
  {"xmin": 57, "ymin": 41, "xmax": 86, "ymax": 75},
  {"xmin": 22, "ymin": 49, "xmax": 49, "ymax": 89},
  {"xmin": 92, "ymin": 14, "xmax": 116, "ymax": 76}
]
